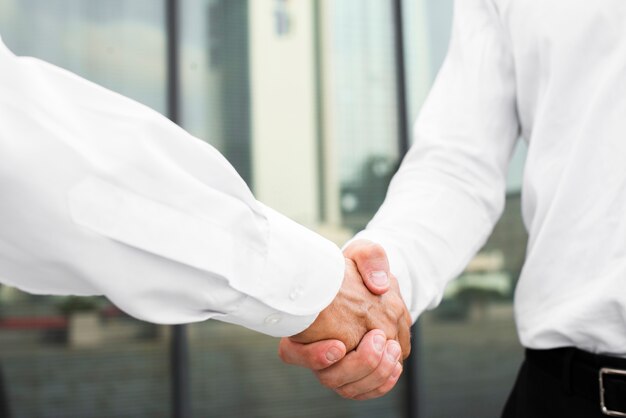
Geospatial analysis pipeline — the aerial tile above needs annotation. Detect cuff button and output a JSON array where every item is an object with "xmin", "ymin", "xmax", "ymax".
[
  {"xmin": 289, "ymin": 285, "xmax": 304, "ymax": 301},
  {"xmin": 264, "ymin": 313, "xmax": 282, "ymax": 325}
]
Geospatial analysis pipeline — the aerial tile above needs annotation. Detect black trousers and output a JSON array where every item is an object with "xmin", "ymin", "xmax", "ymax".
[{"xmin": 502, "ymin": 348, "xmax": 626, "ymax": 418}]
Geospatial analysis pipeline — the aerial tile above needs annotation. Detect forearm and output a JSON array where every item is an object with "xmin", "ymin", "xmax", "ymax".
[
  {"xmin": 353, "ymin": 0, "xmax": 520, "ymax": 321},
  {"xmin": 0, "ymin": 38, "xmax": 345, "ymax": 336},
  {"xmin": 354, "ymin": 156, "xmax": 508, "ymax": 321}
]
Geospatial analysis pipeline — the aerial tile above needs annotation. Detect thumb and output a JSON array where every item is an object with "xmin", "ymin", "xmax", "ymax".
[
  {"xmin": 343, "ymin": 239, "xmax": 391, "ymax": 295},
  {"xmin": 278, "ymin": 337, "xmax": 347, "ymax": 370}
]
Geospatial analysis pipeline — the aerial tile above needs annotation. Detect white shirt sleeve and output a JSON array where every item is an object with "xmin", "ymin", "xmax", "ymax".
[
  {"xmin": 0, "ymin": 38, "xmax": 344, "ymax": 337},
  {"xmin": 354, "ymin": 0, "xmax": 520, "ymax": 322}
]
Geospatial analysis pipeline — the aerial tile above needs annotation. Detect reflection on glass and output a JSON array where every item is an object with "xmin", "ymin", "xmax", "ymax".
[
  {"xmin": 327, "ymin": 0, "xmax": 399, "ymax": 231},
  {"xmin": 179, "ymin": 1, "xmax": 403, "ymax": 416},
  {"xmin": 0, "ymin": 1, "xmax": 169, "ymax": 417},
  {"xmin": 0, "ymin": 0, "xmax": 167, "ymax": 112},
  {"xmin": 180, "ymin": 0, "xmax": 252, "ymax": 185}
]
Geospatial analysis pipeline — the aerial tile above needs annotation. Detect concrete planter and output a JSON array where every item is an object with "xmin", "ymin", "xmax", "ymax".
[{"xmin": 68, "ymin": 312, "xmax": 102, "ymax": 348}]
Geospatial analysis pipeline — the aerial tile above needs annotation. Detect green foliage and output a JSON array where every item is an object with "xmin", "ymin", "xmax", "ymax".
[{"xmin": 57, "ymin": 296, "xmax": 100, "ymax": 316}]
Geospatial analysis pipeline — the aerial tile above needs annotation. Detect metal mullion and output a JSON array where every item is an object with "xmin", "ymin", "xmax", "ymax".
[
  {"xmin": 165, "ymin": 1, "xmax": 191, "ymax": 418},
  {"xmin": 391, "ymin": 1, "xmax": 419, "ymax": 417}
]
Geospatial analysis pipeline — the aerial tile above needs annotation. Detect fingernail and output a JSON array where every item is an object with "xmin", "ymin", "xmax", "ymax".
[
  {"xmin": 386, "ymin": 342, "xmax": 401, "ymax": 361},
  {"xmin": 373, "ymin": 334, "xmax": 386, "ymax": 353},
  {"xmin": 326, "ymin": 347, "xmax": 342, "ymax": 363},
  {"xmin": 369, "ymin": 271, "xmax": 389, "ymax": 287}
]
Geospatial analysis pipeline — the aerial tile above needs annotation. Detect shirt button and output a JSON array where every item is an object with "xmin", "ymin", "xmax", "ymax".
[
  {"xmin": 264, "ymin": 313, "xmax": 282, "ymax": 325},
  {"xmin": 289, "ymin": 285, "xmax": 304, "ymax": 301}
]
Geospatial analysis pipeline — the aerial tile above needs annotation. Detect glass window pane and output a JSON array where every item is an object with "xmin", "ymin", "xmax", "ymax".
[
  {"xmin": 319, "ymin": 0, "xmax": 407, "ymax": 414},
  {"xmin": 178, "ymin": 1, "xmax": 404, "ymax": 416},
  {"xmin": 329, "ymin": 0, "xmax": 400, "ymax": 231},
  {"xmin": 179, "ymin": 0, "xmax": 252, "ymax": 185},
  {"xmin": 0, "ymin": 0, "xmax": 167, "ymax": 113},
  {"xmin": 0, "ymin": 2, "xmax": 169, "ymax": 417}
]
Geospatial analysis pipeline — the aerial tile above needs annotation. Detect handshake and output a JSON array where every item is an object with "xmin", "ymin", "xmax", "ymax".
[{"xmin": 278, "ymin": 240, "xmax": 412, "ymax": 400}]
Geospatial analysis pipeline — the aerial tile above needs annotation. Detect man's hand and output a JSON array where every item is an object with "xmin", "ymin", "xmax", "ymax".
[
  {"xmin": 343, "ymin": 239, "xmax": 394, "ymax": 295},
  {"xmin": 279, "ymin": 239, "xmax": 412, "ymax": 400},
  {"xmin": 279, "ymin": 330, "xmax": 404, "ymax": 400},
  {"xmin": 289, "ymin": 258, "xmax": 411, "ymax": 354}
]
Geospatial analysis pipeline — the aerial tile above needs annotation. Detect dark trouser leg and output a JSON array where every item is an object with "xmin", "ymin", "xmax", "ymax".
[{"xmin": 502, "ymin": 358, "xmax": 605, "ymax": 418}]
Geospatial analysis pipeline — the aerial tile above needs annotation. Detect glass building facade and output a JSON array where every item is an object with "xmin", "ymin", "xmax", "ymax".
[{"xmin": 0, "ymin": 1, "xmax": 528, "ymax": 417}]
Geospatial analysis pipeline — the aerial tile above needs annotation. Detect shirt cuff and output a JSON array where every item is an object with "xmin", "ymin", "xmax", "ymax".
[
  {"xmin": 214, "ymin": 295, "xmax": 320, "ymax": 337},
  {"xmin": 224, "ymin": 203, "xmax": 346, "ymax": 335}
]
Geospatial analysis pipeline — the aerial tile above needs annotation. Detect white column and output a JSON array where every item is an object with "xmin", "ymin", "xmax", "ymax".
[{"xmin": 249, "ymin": 0, "xmax": 320, "ymax": 228}]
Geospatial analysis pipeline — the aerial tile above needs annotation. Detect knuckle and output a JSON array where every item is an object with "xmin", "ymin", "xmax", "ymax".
[
  {"xmin": 370, "ymin": 387, "xmax": 387, "ymax": 398},
  {"xmin": 348, "ymin": 239, "xmax": 371, "ymax": 251},
  {"xmin": 277, "ymin": 344, "xmax": 289, "ymax": 363},
  {"xmin": 368, "ymin": 380, "xmax": 396, "ymax": 400},
  {"xmin": 317, "ymin": 372, "xmax": 339, "ymax": 389},
  {"xmin": 372, "ymin": 366, "xmax": 392, "ymax": 385},
  {"xmin": 404, "ymin": 313, "xmax": 412, "ymax": 328},
  {"xmin": 365, "ymin": 352, "xmax": 382, "ymax": 370},
  {"xmin": 381, "ymin": 323, "xmax": 398, "ymax": 340},
  {"xmin": 391, "ymin": 298, "xmax": 405, "ymax": 315},
  {"xmin": 336, "ymin": 386, "xmax": 357, "ymax": 400},
  {"xmin": 360, "ymin": 242, "xmax": 386, "ymax": 262},
  {"xmin": 403, "ymin": 344, "xmax": 412, "ymax": 359}
]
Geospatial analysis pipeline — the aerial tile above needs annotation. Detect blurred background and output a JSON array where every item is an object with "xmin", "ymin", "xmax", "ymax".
[{"xmin": 0, "ymin": 0, "xmax": 528, "ymax": 417}]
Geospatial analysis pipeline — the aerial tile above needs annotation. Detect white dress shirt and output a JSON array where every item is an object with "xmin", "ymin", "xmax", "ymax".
[
  {"xmin": 0, "ymin": 37, "xmax": 345, "ymax": 337},
  {"xmin": 357, "ymin": 0, "xmax": 626, "ymax": 357}
]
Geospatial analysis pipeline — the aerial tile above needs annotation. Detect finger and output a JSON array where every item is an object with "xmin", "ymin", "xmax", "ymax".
[
  {"xmin": 353, "ymin": 362, "xmax": 403, "ymax": 400},
  {"xmin": 344, "ymin": 240, "xmax": 390, "ymax": 295},
  {"xmin": 278, "ymin": 338, "xmax": 346, "ymax": 371},
  {"xmin": 316, "ymin": 330, "xmax": 387, "ymax": 389},
  {"xmin": 397, "ymin": 313, "xmax": 412, "ymax": 360},
  {"xmin": 335, "ymin": 340, "xmax": 402, "ymax": 399}
]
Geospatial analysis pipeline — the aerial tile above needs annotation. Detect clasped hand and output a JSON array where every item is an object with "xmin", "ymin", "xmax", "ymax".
[{"xmin": 278, "ymin": 240, "xmax": 412, "ymax": 400}]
